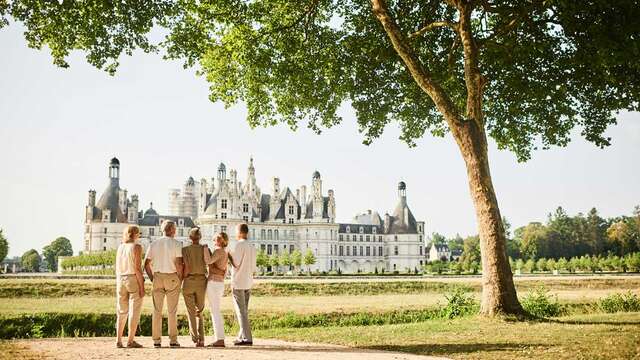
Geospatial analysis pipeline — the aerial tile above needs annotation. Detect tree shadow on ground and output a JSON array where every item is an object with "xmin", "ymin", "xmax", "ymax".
[
  {"xmin": 545, "ymin": 318, "xmax": 640, "ymax": 326},
  {"xmin": 361, "ymin": 342, "xmax": 545, "ymax": 356}
]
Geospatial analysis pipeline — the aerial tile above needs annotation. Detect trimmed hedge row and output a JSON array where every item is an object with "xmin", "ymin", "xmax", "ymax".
[{"xmin": 0, "ymin": 307, "xmax": 462, "ymax": 339}]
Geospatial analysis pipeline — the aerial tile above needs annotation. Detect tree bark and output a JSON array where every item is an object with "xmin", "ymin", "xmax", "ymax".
[{"xmin": 371, "ymin": 0, "xmax": 524, "ymax": 316}]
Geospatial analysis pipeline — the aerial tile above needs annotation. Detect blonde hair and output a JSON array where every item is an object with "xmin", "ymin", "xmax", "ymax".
[
  {"xmin": 123, "ymin": 225, "xmax": 140, "ymax": 243},
  {"xmin": 161, "ymin": 220, "xmax": 176, "ymax": 235},
  {"xmin": 216, "ymin": 232, "xmax": 229, "ymax": 248},
  {"xmin": 189, "ymin": 227, "xmax": 202, "ymax": 241}
]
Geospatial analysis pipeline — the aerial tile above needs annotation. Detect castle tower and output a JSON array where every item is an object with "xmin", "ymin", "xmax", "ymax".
[
  {"xmin": 312, "ymin": 171, "xmax": 323, "ymax": 218},
  {"xmin": 217, "ymin": 163, "xmax": 226, "ymax": 188},
  {"xmin": 109, "ymin": 157, "xmax": 120, "ymax": 185},
  {"xmin": 128, "ymin": 194, "xmax": 139, "ymax": 223},
  {"xmin": 168, "ymin": 188, "xmax": 180, "ymax": 216}
]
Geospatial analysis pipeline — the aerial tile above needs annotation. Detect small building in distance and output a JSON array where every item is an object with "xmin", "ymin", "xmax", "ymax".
[{"xmin": 428, "ymin": 243, "xmax": 451, "ymax": 262}]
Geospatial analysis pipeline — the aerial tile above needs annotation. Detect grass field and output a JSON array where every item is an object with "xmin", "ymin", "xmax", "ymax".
[
  {"xmin": 255, "ymin": 312, "xmax": 640, "ymax": 360},
  {"xmin": 1, "ymin": 275, "xmax": 639, "ymax": 359}
]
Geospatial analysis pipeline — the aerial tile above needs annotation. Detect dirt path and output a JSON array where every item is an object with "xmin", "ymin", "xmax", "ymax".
[{"xmin": 17, "ymin": 336, "xmax": 449, "ymax": 360}]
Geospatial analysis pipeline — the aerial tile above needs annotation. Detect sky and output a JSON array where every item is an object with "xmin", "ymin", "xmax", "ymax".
[{"xmin": 1, "ymin": 24, "xmax": 639, "ymax": 258}]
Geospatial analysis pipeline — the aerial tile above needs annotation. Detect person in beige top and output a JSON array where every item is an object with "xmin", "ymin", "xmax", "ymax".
[
  {"xmin": 144, "ymin": 220, "xmax": 184, "ymax": 348},
  {"xmin": 181, "ymin": 227, "xmax": 207, "ymax": 347},
  {"xmin": 203, "ymin": 232, "xmax": 230, "ymax": 348},
  {"xmin": 115, "ymin": 225, "xmax": 145, "ymax": 349}
]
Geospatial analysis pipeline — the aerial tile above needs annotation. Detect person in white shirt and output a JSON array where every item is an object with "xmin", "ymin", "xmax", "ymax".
[
  {"xmin": 229, "ymin": 223, "xmax": 257, "ymax": 346},
  {"xmin": 144, "ymin": 220, "xmax": 184, "ymax": 348}
]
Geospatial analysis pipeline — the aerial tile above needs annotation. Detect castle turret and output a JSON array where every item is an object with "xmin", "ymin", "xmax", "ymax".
[
  {"xmin": 109, "ymin": 157, "xmax": 120, "ymax": 185},
  {"xmin": 88, "ymin": 190, "xmax": 96, "ymax": 207},
  {"xmin": 312, "ymin": 171, "xmax": 323, "ymax": 218}
]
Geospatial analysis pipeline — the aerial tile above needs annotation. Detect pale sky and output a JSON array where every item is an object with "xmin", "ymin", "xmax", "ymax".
[{"xmin": 1, "ymin": 24, "xmax": 639, "ymax": 257}]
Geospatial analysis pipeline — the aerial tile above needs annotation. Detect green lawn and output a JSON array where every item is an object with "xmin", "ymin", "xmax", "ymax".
[{"xmin": 256, "ymin": 312, "xmax": 640, "ymax": 360}]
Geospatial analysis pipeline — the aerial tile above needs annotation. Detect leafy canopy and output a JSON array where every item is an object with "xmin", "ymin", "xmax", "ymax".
[{"xmin": 2, "ymin": 0, "xmax": 639, "ymax": 160}]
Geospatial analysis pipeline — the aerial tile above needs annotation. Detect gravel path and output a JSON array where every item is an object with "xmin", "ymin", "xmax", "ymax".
[{"xmin": 18, "ymin": 336, "xmax": 449, "ymax": 360}]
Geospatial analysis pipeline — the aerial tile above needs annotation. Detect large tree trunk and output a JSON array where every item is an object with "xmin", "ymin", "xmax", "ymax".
[
  {"xmin": 371, "ymin": 0, "xmax": 524, "ymax": 316},
  {"xmin": 448, "ymin": 118, "xmax": 524, "ymax": 316}
]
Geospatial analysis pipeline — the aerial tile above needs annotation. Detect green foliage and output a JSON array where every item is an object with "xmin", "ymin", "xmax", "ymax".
[
  {"xmin": 42, "ymin": 237, "xmax": 73, "ymax": 272},
  {"xmin": 425, "ymin": 260, "xmax": 448, "ymax": 275},
  {"xmin": 459, "ymin": 236, "xmax": 481, "ymax": 274},
  {"xmin": 0, "ymin": 229, "xmax": 8, "ymax": 264},
  {"xmin": 256, "ymin": 249, "xmax": 268, "ymax": 273},
  {"xmin": 21, "ymin": 249, "xmax": 41, "ymax": 272},
  {"xmin": 2, "ymin": 1, "xmax": 637, "ymax": 158},
  {"xmin": 598, "ymin": 292, "xmax": 640, "ymax": 313},
  {"xmin": 439, "ymin": 287, "xmax": 479, "ymax": 319},
  {"xmin": 291, "ymin": 249, "xmax": 302, "ymax": 271},
  {"xmin": 59, "ymin": 250, "xmax": 116, "ymax": 273},
  {"xmin": 303, "ymin": 249, "xmax": 316, "ymax": 273},
  {"xmin": 521, "ymin": 287, "xmax": 563, "ymax": 318}
]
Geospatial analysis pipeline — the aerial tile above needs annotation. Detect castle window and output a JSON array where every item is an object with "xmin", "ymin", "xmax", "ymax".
[
  {"xmin": 379, "ymin": 246, "xmax": 383, "ymax": 256},
  {"xmin": 394, "ymin": 246, "xmax": 399, "ymax": 255},
  {"xmin": 274, "ymin": 245, "xmax": 279, "ymax": 254},
  {"xmin": 288, "ymin": 218, "xmax": 294, "ymax": 224},
  {"xmin": 179, "ymin": 229, "xmax": 184, "ymax": 237},
  {"xmin": 267, "ymin": 244, "xmax": 272, "ymax": 255},
  {"xmin": 274, "ymin": 230, "xmax": 279, "ymax": 240},
  {"xmin": 261, "ymin": 229, "xmax": 266, "ymax": 240},
  {"xmin": 346, "ymin": 246, "xmax": 351, "ymax": 256},
  {"xmin": 243, "ymin": 216, "xmax": 249, "ymax": 222},
  {"xmin": 221, "ymin": 212, "xmax": 227, "ymax": 219},
  {"xmin": 243, "ymin": 203, "xmax": 249, "ymax": 212},
  {"xmin": 372, "ymin": 227, "xmax": 377, "ymax": 234},
  {"xmin": 221, "ymin": 225, "xmax": 227, "ymax": 233},
  {"xmin": 261, "ymin": 244, "xmax": 266, "ymax": 252},
  {"xmin": 346, "ymin": 226, "xmax": 350, "ymax": 233},
  {"xmin": 419, "ymin": 235, "xmax": 423, "ymax": 242},
  {"xmin": 366, "ymin": 235, "xmax": 370, "ymax": 242},
  {"xmin": 359, "ymin": 235, "xmax": 363, "ymax": 242},
  {"xmin": 290, "ymin": 245, "xmax": 295, "ymax": 253},
  {"xmin": 379, "ymin": 236, "xmax": 383, "ymax": 242},
  {"xmin": 288, "ymin": 205, "xmax": 294, "ymax": 215},
  {"xmin": 352, "ymin": 246, "xmax": 357, "ymax": 256},
  {"xmin": 418, "ymin": 225, "xmax": 422, "ymax": 233},
  {"xmin": 420, "ymin": 246, "xmax": 423, "ymax": 255},
  {"xmin": 339, "ymin": 246, "xmax": 343, "ymax": 256},
  {"xmin": 366, "ymin": 247, "xmax": 370, "ymax": 256},
  {"xmin": 268, "ymin": 230, "xmax": 273, "ymax": 240},
  {"xmin": 339, "ymin": 234, "xmax": 343, "ymax": 241},
  {"xmin": 149, "ymin": 228, "xmax": 155, "ymax": 236},
  {"xmin": 103, "ymin": 228, "xmax": 107, "ymax": 234},
  {"xmin": 103, "ymin": 238, "xmax": 107, "ymax": 243},
  {"xmin": 103, "ymin": 246, "xmax": 107, "ymax": 251},
  {"xmin": 359, "ymin": 227, "xmax": 364, "ymax": 234},
  {"xmin": 178, "ymin": 219, "xmax": 184, "ymax": 227},
  {"xmin": 359, "ymin": 246, "xmax": 363, "ymax": 256},
  {"xmin": 394, "ymin": 235, "xmax": 398, "ymax": 241},
  {"xmin": 221, "ymin": 199, "xmax": 227, "ymax": 209}
]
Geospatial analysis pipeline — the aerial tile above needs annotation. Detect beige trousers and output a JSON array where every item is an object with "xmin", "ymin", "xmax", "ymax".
[
  {"xmin": 182, "ymin": 274, "xmax": 207, "ymax": 343},
  {"xmin": 152, "ymin": 272, "xmax": 181, "ymax": 344},
  {"xmin": 116, "ymin": 275, "xmax": 143, "ymax": 341}
]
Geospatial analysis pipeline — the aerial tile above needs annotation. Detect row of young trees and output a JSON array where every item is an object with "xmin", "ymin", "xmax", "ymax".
[
  {"xmin": 426, "ymin": 252, "xmax": 640, "ymax": 275},
  {"xmin": 256, "ymin": 249, "xmax": 317, "ymax": 275},
  {"xmin": 435, "ymin": 206, "xmax": 640, "ymax": 265},
  {"xmin": 59, "ymin": 250, "xmax": 117, "ymax": 272}
]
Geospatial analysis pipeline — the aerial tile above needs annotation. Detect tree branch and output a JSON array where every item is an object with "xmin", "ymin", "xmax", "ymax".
[
  {"xmin": 408, "ymin": 21, "xmax": 458, "ymax": 39},
  {"xmin": 370, "ymin": 0, "xmax": 462, "ymax": 125}
]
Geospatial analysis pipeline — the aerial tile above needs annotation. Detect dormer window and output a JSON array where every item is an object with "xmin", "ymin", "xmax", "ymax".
[
  {"xmin": 346, "ymin": 226, "xmax": 351, "ymax": 233},
  {"xmin": 372, "ymin": 227, "xmax": 377, "ymax": 234},
  {"xmin": 243, "ymin": 203, "xmax": 249, "ymax": 212},
  {"xmin": 221, "ymin": 199, "xmax": 228, "ymax": 209},
  {"xmin": 359, "ymin": 227, "xmax": 364, "ymax": 234},
  {"xmin": 288, "ymin": 205, "xmax": 294, "ymax": 215},
  {"xmin": 178, "ymin": 218, "xmax": 184, "ymax": 227}
]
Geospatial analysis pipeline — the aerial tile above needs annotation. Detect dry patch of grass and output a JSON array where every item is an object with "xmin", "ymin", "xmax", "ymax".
[
  {"xmin": 257, "ymin": 312, "xmax": 640, "ymax": 360},
  {"xmin": 0, "ymin": 341, "xmax": 45, "ymax": 359}
]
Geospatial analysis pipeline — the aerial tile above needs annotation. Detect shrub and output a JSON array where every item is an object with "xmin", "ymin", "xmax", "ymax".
[
  {"xmin": 439, "ymin": 287, "xmax": 478, "ymax": 319},
  {"xmin": 599, "ymin": 292, "xmax": 640, "ymax": 313},
  {"xmin": 521, "ymin": 287, "xmax": 563, "ymax": 318}
]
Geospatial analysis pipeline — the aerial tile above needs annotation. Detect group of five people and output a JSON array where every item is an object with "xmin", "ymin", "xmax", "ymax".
[{"xmin": 114, "ymin": 220, "xmax": 257, "ymax": 348}]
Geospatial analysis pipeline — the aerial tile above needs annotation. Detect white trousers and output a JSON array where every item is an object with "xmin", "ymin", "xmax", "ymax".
[{"xmin": 206, "ymin": 280, "xmax": 225, "ymax": 341}]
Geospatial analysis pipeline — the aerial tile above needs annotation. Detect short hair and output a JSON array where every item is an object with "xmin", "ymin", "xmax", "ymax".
[
  {"xmin": 238, "ymin": 223, "xmax": 249, "ymax": 235},
  {"xmin": 123, "ymin": 225, "xmax": 140, "ymax": 243},
  {"xmin": 161, "ymin": 220, "xmax": 176, "ymax": 234},
  {"xmin": 189, "ymin": 227, "xmax": 202, "ymax": 241},
  {"xmin": 217, "ymin": 232, "xmax": 229, "ymax": 248}
]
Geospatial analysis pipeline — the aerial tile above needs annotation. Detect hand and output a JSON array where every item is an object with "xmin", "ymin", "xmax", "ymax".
[{"xmin": 139, "ymin": 288, "xmax": 145, "ymax": 298}]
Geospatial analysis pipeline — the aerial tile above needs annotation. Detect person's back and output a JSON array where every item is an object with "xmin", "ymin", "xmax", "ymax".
[
  {"xmin": 231, "ymin": 240, "xmax": 256, "ymax": 290},
  {"xmin": 230, "ymin": 223, "xmax": 256, "ymax": 346},
  {"xmin": 144, "ymin": 220, "xmax": 183, "ymax": 348},
  {"xmin": 116, "ymin": 242, "xmax": 138, "ymax": 276}
]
